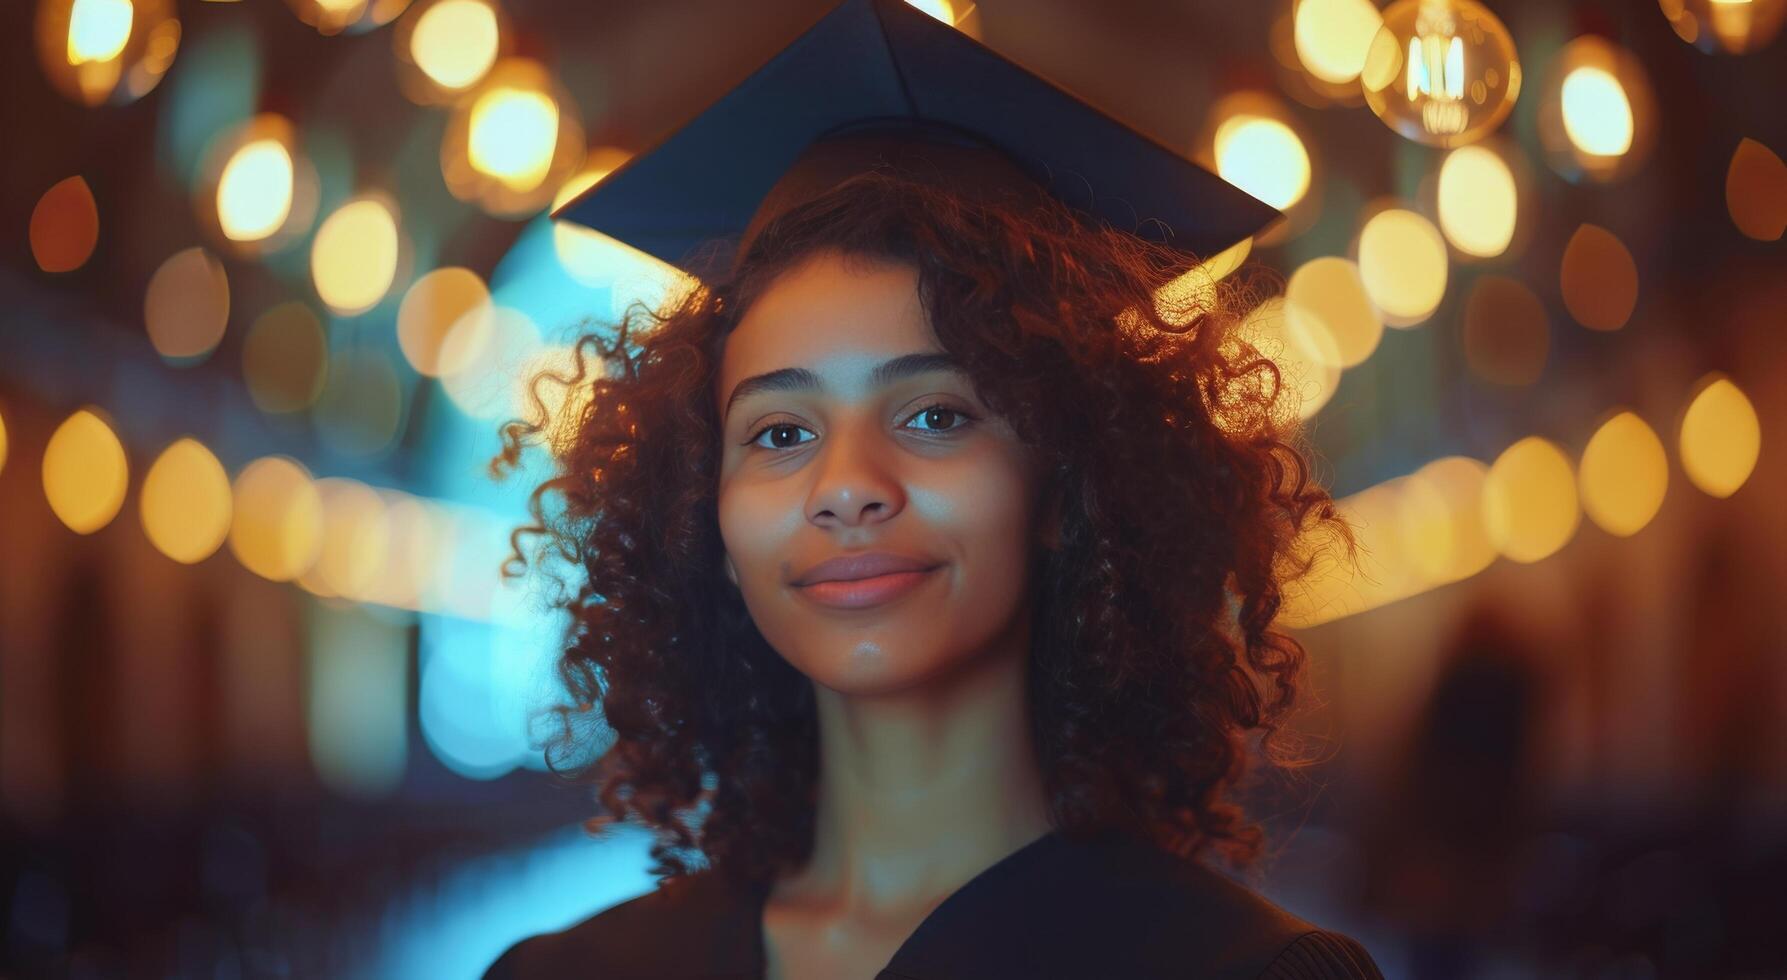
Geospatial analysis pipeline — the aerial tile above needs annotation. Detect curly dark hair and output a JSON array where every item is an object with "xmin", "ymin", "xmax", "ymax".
[{"xmin": 493, "ymin": 166, "xmax": 1356, "ymax": 891}]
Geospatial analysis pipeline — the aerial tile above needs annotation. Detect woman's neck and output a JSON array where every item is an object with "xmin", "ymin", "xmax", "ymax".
[{"xmin": 770, "ymin": 615, "xmax": 1054, "ymax": 922}]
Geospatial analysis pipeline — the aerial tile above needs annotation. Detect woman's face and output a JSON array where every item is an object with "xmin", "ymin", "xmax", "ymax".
[{"xmin": 714, "ymin": 249, "xmax": 1044, "ymax": 697}]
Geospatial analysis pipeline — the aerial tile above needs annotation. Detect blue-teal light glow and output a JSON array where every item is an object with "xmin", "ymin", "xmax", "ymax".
[
  {"xmin": 417, "ymin": 607, "xmax": 563, "ymax": 780},
  {"xmin": 370, "ymin": 822, "xmax": 660, "ymax": 980}
]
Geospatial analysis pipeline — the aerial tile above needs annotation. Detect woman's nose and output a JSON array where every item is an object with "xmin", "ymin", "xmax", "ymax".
[{"xmin": 805, "ymin": 419, "xmax": 907, "ymax": 528}]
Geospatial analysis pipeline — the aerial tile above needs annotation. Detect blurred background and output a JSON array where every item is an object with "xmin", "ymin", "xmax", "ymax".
[{"xmin": 1, "ymin": 0, "xmax": 1782, "ymax": 977}]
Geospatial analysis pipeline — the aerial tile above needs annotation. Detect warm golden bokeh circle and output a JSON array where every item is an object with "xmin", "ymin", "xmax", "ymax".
[
  {"xmin": 1679, "ymin": 374, "xmax": 1761, "ymax": 498},
  {"xmin": 1437, "ymin": 145, "xmax": 1518, "ymax": 258},
  {"xmin": 397, "ymin": 267, "xmax": 492, "ymax": 377},
  {"xmin": 1198, "ymin": 91, "xmax": 1319, "ymax": 244},
  {"xmin": 1356, "ymin": 206, "xmax": 1449, "ymax": 327},
  {"xmin": 1578, "ymin": 410, "xmax": 1668, "ymax": 537},
  {"xmin": 302, "ymin": 477, "xmax": 390, "ymax": 601},
  {"xmin": 43, "ymin": 408, "xmax": 129, "ymax": 535},
  {"xmin": 1286, "ymin": 256, "xmax": 1383, "ymax": 368},
  {"xmin": 440, "ymin": 58, "xmax": 586, "ymax": 217},
  {"xmin": 311, "ymin": 196, "xmax": 401, "ymax": 316},
  {"xmin": 1483, "ymin": 436, "xmax": 1580, "ymax": 564},
  {"xmin": 140, "ymin": 437, "xmax": 233, "ymax": 564},
  {"xmin": 229, "ymin": 455, "xmax": 324, "ymax": 582},
  {"xmin": 1537, "ymin": 36, "xmax": 1658, "ymax": 183}
]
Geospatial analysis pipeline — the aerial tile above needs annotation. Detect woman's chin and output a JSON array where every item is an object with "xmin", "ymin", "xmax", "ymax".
[{"xmin": 785, "ymin": 640, "xmax": 956, "ymax": 697}]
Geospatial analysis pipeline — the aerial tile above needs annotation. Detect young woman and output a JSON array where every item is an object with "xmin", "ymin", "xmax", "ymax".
[{"xmin": 485, "ymin": 4, "xmax": 1374, "ymax": 978}]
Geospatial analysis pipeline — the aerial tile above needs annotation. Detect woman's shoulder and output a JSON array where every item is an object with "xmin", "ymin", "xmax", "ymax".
[
  {"xmin": 1075, "ymin": 833, "xmax": 1384, "ymax": 979},
  {"xmin": 481, "ymin": 869, "xmax": 757, "ymax": 980},
  {"xmin": 1255, "ymin": 928, "xmax": 1385, "ymax": 980},
  {"xmin": 918, "ymin": 830, "xmax": 1384, "ymax": 979}
]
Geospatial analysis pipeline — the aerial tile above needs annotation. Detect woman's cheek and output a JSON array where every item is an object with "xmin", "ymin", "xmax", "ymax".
[{"xmin": 717, "ymin": 476, "xmax": 797, "ymax": 588}]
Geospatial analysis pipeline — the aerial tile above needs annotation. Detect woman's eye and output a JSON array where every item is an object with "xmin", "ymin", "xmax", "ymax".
[
  {"xmin": 745, "ymin": 402, "xmax": 975, "ymax": 451},
  {"xmin": 903, "ymin": 403, "xmax": 973, "ymax": 433},
  {"xmin": 749, "ymin": 422, "xmax": 815, "ymax": 451}
]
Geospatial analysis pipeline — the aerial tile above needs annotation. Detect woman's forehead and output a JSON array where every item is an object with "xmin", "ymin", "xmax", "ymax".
[{"xmin": 715, "ymin": 253, "xmax": 942, "ymax": 406}]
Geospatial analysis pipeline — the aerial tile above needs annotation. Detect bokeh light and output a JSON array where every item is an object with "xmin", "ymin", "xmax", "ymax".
[
  {"xmin": 1659, "ymin": 0, "xmax": 1787, "ymax": 55},
  {"xmin": 426, "ymin": 505, "xmax": 515, "ymax": 622},
  {"xmin": 1437, "ymin": 144, "xmax": 1518, "ymax": 258},
  {"xmin": 1199, "ymin": 91, "xmax": 1319, "ymax": 243},
  {"xmin": 398, "ymin": 267, "xmax": 492, "ymax": 377},
  {"xmin": 1559, "ymin": 223, "xmax": 1638, "ymax": 332},
  {"xmin": 140, "ymin": 437, "xmax": 233, "ymax": 564},
  {"xmin": 243, "ymin": 302, "xmax": 328, "ymax": 414},
  {"xmin": 144, "ymin": 246, "xmax": 230, "ymax": 362},
  {"xmin": 1402, "ymin": 455, "xmax": 1496, "ymax": 586},
  {"xmin": 1214, "ymin": 114, "xmax": 1310, "ymax": 212},
  {"xmin": 440, "ymin": 305, "xmax": 543, "ymax": 420},
  {"xmin": 229, "ymin": 456, "xmax": 324, "ymax": 582},
  {"xmin": 217, "ymin": 139, "xmax": 292, "ymax": 242},
  {"xmin": 1482, "ymin": 436, "xmax": 1580, "ymax": 564},
  {"xmin": 1294, "ymin": 0, "xmax": 1384, "ymax": 84},
  {"xmin": 1726, "ymin": 137, "xmax": 1787, "ymax": 242},
  {"xmin": 1538, "ymin": 36, "xmax": 1657, "ymax": 183},
  {"xmin": 1561, "ymin": 68, "xmax": 1633, "ymax": 157},
  {"xmin": 1462, "ymin": 274, "xmax": 1548, "ymax": 386},
  {"xmin": 196, "ymin": 113, "xmax": 322, "ymax": 258},
  {"xmin": 366, "ymin": 491, "xmax": 441, "ymax": 610},
  {"xmin": 1361, "ymin": 0, "xmax": 1521, "ymax": 147},
  {"xmin": 1578, "ymin": 411, "xmax": 1668, "ymax": 537},
  {"xmin": 471, "ymin": 89, "xmax": 557, "ymax": 191},
  {"xmin": 198, "ymin": 114, "xmax": 318, "ymax": 253},
  {"xmin": 69, "ymin": 0, "xmax": 132, "ymax": 63},
  {"xmin": 1355, "ymin": 206, "xmax": 1449, "ymax": 327},
  {"xmin": 405, "ymin": 0, "xmax": 499, "ymax": 94},
  {"xmin": 30, "ymin": 175, "xmax": 100, "ymax": 273},
  {"xmin": 36, "ymin": 0, "xmax": 181, "ymax": 106},
  {"xmin": 311, "ymin": 196, "xmax": 400, "ymax": 316},
  {"xmin": 1286, "ymin": 256, "xmax": 1383, "ymax": 368},
  {"xmin": 419, "ymin": 615, "xmax": 525, "ymax": 778},
  {"xmin": 43, "ymin": 407, "xmax": 128, "ymax": 535},
  {"xmin": 904, "ymin": 0, "xmax": 965, "ymax": 24},
  {"xmin": 0, "ymin": 408, "xmax": 8, "ymax": 477},
  {"xmin": 302, "ymin": 477, "xmax": 389, "ymax": 601},
  {"xmin": 1679, "ymin": 373, "xmax": 1761, "ymax": 498},
  {"xmin": 286, "ymin": 0, "xmax": 412, "ymax": 36},
  {"xmin": 442, "ymin": 58, "xmax": 585, "ymax": 217}
]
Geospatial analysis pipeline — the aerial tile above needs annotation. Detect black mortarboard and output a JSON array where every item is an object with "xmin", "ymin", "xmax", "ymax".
[{"xmin": 551, "ymin": 0, "xmax": 1281, "ymax": 278}]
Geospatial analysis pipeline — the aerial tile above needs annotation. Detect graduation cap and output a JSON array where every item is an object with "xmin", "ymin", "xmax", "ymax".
[{"xmin": 551, "ymin": 0, "xmax": 1281, "ymax": 278}]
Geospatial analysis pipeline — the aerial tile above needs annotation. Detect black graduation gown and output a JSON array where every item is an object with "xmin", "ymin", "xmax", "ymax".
[{"xmin": 482, "ymin": 829, "xmax": 1386, "ymax": 979}]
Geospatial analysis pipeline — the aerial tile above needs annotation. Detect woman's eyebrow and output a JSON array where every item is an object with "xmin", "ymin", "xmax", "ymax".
[{"xmin": 723, "ymin": 351, "xmax": 964, "ymax": 422}]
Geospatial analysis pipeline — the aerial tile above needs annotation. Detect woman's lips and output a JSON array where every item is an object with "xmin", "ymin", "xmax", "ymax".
[{"xmin": 794, "ymin": 566, "xmax": 941, "ymax": 609}]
